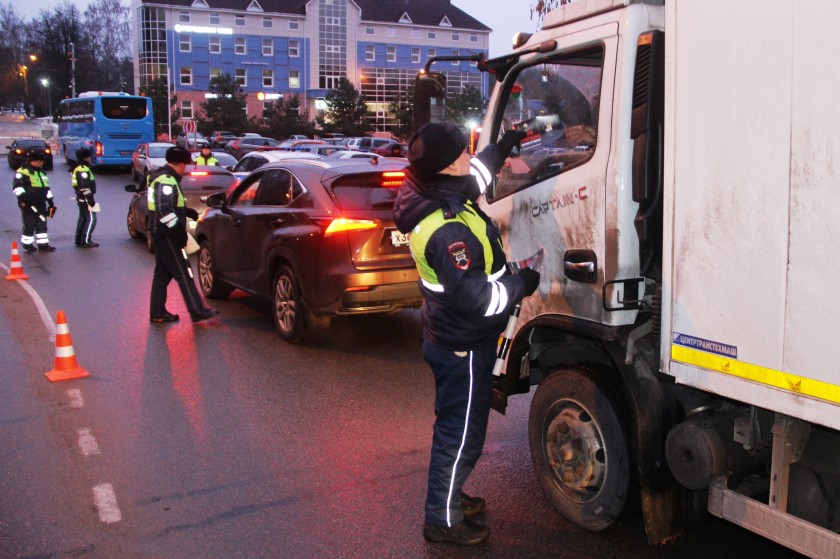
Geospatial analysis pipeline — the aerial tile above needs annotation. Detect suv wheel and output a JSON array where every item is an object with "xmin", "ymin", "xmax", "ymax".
[
  {"xmin": 272, "ymin": 265, "xmax": 307, "ymax": 342},
  {"xmin": 145, "ymin": 217, "xmax": 155, "ymax": 253},
  {"xmin": 127, "ymin": 210, "xmax": 141, "ymax": 239},
  {"xmin": 198, "ymin": 241, "xmax": 233, "ymax": 299}
]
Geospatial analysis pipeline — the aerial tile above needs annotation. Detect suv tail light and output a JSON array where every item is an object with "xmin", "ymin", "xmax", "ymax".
[
  {"xmin": 323, "ymin": 218, "xmax": 379, "ymax": 236},
  {"xmin": 381, "ymin": 171, "xmax": 405, "ymax": 187},
  {"xmin": 230, "ymin": 140, "xmax": 240, "ymax": 150}
]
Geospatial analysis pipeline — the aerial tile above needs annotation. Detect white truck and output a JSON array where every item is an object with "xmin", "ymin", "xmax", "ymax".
[{"xmin": 415, "ymin": 0, "xmax": 840, "ymax": 556}]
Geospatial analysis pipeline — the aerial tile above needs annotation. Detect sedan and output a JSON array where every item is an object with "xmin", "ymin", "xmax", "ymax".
[
  {"xmin": 372, "ymin": 141, "xmax": 408, "ymax": 158},
  {"xmin": 124, "ymin": 164, "xmax": 237, "ymax": 253},
  {"xmin": 195, "ymin": 159, "xmax": 422, "ymax": 342},
  {"xmin": 230, "ymin": 150, "xmax": 320, "ymax": 181},
  {"xmin": 130, "ymin": 142, "xmax": 173, "ymax": 182},
  {"xmin": 225, "ymin": 136, "xmax": 283, "ymax": 159},
  {"xmin": 7, "ymin": 138, "xmax": 53, "ymax": 171},
  {"xmin": 176, "ymin": 132, "xmax": 210, "ymax": 149}
]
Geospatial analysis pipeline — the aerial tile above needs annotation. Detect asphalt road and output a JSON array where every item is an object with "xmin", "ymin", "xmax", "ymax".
[{"xmin": 0, "ymin": 113, "xmax": 803, "ymax": 558}]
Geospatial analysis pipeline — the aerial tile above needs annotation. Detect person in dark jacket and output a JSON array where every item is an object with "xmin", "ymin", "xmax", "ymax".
[
  {"xmin": 393, "ymin": 123, "xmax": 539, "ymax": 546},
  {"xmin": 148, "ymin": 146, "xmax": 219, "ymax": 324},
  {"xmin": 12, "ymin": 150, "xmax": 56, "ymax": 252},
  {"xmin": 71, "ymin": 148, "xmax": 99, "ymax": 248}
]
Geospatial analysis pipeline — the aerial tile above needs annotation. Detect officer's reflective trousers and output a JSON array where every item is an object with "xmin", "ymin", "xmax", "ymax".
[
  {"xmin": 150, "ymin": 235, "xmax": 204, "ymax": 317},
  {"xmin": 20, "ymin": 204, "xmax": 49, "ymax": 247},
  {"xmin": 75, "ymin": 201, "xmax": 97, "ymax": 245},
  {"xmin": 423, "ymin": 341, "xmax": 495, "ymax": 527}
]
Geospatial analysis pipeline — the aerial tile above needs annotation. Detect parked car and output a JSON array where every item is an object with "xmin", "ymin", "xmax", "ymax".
[
  {"xmin": 289, "ymin": 144, "xmax": 345, "ymax": 157},
  {"xmin": 7, "ymin": 138, "xmax": 53, "ymax": 171},
  {"xmin": 371, "ymin": 140, "xmax": 408, "ymax": 158},
  {"xmin": 131, "ymin": 142, "xmax": 172, "ymax": 182},
  {"xmin": 195, "ymin": 158, "xmax": 422, "ymax": 341},
  {"xmin": 124, "ymin": 164, "xmax": 237, "ymax": 253},
  {"xmin": 238, "ymin": 132, "xmax": 262, "ymax": 137},
  {"xmin": 176, "ymin": 132, "xmax": 210, "ymax": 149},
  {"xmin": 225, "ymin": 136, "xmax": 283, "ymax": 159},
  {"xmin": 278, "ymin": 139, "xmax": 327, "ymax": 151},
  {"xmin": 211, "ymin": 131, "xmax": 237, "ymax": 148},
  {"xmin": 345, "ymin": 137, "xmax": 395, "ymax": 152},
  {"xmin": 287, "ymin": 134, "xmax": 309, "ymax": 140},
  {"xmin": 323, "ymin": 150, "xmax": 380, "ymax": 161},
  {"xmin": 191, "ymin": 149, "xmax": 238, "ymax": 169},
  {"xmin": 231, "ymin": 150, "xmax": 321, "ymax": 181}
]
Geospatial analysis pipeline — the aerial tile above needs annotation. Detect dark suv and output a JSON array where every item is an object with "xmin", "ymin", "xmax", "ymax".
[
  {"xmin": 225, "ymin": 136, "xmax": 282, "ymax": 159},
  {"xmin": 195, "ymin": 159, "xmax": 421, "ymax": 341}
]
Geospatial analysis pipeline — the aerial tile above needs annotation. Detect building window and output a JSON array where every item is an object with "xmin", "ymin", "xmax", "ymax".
[
  {"xmin": 451, "ymin": 50, "xmax": 459, "ymax": 65},
  {"xmin": 365, "ymin": 25, "xmax": 374, "ymax": 35},
  {"xmin": 365, "ymin": 45, "xmax": 375, "ymax": 61},
  {"xmin": 263, "ymin": 38, "xmax": 273, "ymax": 56},
  {"xmin": 180, "ymin": 66, "xmax": 192, "ymax": 85},
  {"xmin": 289, "ymin": 18, "xmax": 300, "ymax": 30},
  {"xmin": 411, "ymin": 28, "xmax": 420, "ymax": 38},
  {"xmin": 210, "ymin": 67, "xmax": 221, "ymax": 79},
  {"xmin": 326, "ymin": 16, "xmax": 340, "ymax": 25},
  {"xmin": 181, "ymin": 100, "xmax": 192, "ymax": 118},
  {"xmin": 428, "ymin": 48, "xmax": 436, "ymax": 58},
  {"xmin": 179, "ymin": 35, "xmax": 191, "ymax": 52},
  {"xmin": 386, "ymin": 46, "xmax": 396, "ymax": 62},
  {"xmin": 289, "ymin": 70, "xmax": 300, "ymax": 88},
  {"xmin": 289, "ymin": 40, "xmax": 299, "ymax": 57},
  {"xmin": 235, "ymin": 14, "xmax": 245, "ymax": 26},
  {"xmin": 235, "ymin": 68, "xmax": 246, "ymax": 86},
  {"xmin": 179, "ymin": 10, "xmax": 189, "ymax": 23},
  {"xmin": 263, "ymin": 69, "xmax": 273, "ymax": 87},
  {"xmin": 470, "ymin": 33, "xmax": 478, "ymax": 43},
  {"xmin": 387, "ymin": 26, "xmax": 395, "ymax": 37},
  {"xmin": 428, "ymin": 30, "xmax": 436, "ymax": 39},
  {"xmin": 235, "ymin": 37, "xmax": 246, "ymax": 55},
  {"xmin": 452, "ymin": 32, "xmax": 460, "ymax": 41},
  {"xmin": 411, "ymin": 47, "xmax": 420, "ymax": 64},
  {"xmin": 209, "ymin": 36, "xmax": 220, "ymax": 54},
  {"xmin": 263, "ymin": 16, "xmax": 272, "ymax": 28},
  {"xmin": 209, "ymin": 12, "xmax": 220, "ymax": 24}
]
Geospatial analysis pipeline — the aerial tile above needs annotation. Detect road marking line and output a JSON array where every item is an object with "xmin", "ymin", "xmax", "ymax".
[
  {"xmin": 0, "ymin": 261, "xmax": 56, "ymax": 341},
  {"xmin": 77, "ymin": 428, "xmax": 101, "ymax": 457},
  {"xmin": 66, "ymin": 389, "xmax": 84, "ymax": 409},
  {"xmin": 93, "ymin": 484, "xmax": 122, "ymax": 523}
]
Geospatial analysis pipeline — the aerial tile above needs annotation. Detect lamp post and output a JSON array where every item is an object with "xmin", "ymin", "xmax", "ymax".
[{"xmin": 41, "ymin": 77, "xmax": 51, "ymax": 117}]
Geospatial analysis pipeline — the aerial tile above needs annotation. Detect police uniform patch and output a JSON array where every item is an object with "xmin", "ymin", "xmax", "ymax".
[
  {"xmin": 162, "ymin": 185, "xmax": 173, "ymax": 195},
  {"xmin": 448, "ymin": 241, "xmax": 470, "ymax": 270}
]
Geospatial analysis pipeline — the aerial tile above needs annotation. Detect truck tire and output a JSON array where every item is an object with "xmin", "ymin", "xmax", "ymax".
[{"xmin": 528, "ymin": 367, "xmax": 631, "ymax": 531}]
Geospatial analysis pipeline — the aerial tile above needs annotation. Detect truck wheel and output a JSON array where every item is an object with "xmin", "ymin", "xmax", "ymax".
[
  {"xmin": 272, "ymin": 265, "xmax": 307, "ymax": 343},
  {"xmin": 198, "ymin": 241, "xmax": 232, "ymax": 299},
  {"xmin": 528, "ymin": 367, "xmax": 631, "ymax": 531}
]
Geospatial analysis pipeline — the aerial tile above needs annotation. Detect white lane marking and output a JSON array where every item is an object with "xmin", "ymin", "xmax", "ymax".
[
  {"xmin": 93, "ymin": 484, "xmax": 122, "ymax": 523},
  {"xmin": 77, "ymin": 428, "xmax": 101, "ymax": 457},
  {"xmin": 66, "ymin": 389, "xmax": 84, "ymax": 409},
  {"xmin": 0, "ymin": 261, "xmax": 56, "ymax": 341}
]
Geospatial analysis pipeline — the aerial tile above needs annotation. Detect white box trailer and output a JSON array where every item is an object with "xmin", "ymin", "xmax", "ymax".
[{"xmin": 414, "ymin": 0, "xmax": 840, "ymax": 556}]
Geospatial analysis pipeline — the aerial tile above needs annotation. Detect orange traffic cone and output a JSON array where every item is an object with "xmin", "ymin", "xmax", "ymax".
[
  {"xmin": 5, "ymin": 242, "xmax": 29, "ymax": 281},
  {"xmin": 45, "ymin": 310, "xmax": 90, "ymax": 382}
]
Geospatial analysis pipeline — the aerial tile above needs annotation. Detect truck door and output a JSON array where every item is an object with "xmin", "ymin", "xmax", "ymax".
[{"xmin": 481, "ymin": 23, "xmax": 619, "ymax": 327}]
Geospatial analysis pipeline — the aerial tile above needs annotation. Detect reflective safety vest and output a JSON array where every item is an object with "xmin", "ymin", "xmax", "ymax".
[
  {"xmin": 147, "ymin": 173, "xmax": 185, "ymax": 211},
  {"xmin": 195, "ymin": 155, "xmax": 219, "ymax": 166},
  {"xmin": 15, "ymin": 167, "xmax": 49, "ymax": 188},
  {"xmin": 71, "ymin": 164, "xmax": 95, "ymax": 188}
]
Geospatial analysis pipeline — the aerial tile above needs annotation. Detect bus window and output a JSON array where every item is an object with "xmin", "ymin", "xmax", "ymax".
[{"xmin": 101, "ymin": 98, "xmax": 148, "ymax": 120}]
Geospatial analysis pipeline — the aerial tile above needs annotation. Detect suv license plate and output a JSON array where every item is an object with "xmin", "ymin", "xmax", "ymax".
[{"xmin": 390, "ymin": 230, "xmax": 410, "ymax": 247}]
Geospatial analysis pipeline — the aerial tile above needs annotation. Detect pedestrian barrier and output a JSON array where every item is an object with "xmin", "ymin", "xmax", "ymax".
[
  {"xmin": 4, "ymin": 242, "xmax": 29, "ymax": 281},
  {"xmin": 45, "ymin": 310, "xmax": 90, "ymax": 382}
]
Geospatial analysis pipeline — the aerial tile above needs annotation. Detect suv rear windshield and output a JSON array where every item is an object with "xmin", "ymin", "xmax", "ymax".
[
  {"xmin": 330, "ymin": 172, "xmax": 402, "ymax": 210},
  {"xmin": 101, "ymin": 98, "xmax": 148, "ymax": 119}
]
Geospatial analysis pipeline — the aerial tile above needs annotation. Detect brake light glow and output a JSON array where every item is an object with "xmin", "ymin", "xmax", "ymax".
[
  {"xmin": 323, "ymin": 218, "xmax": 379, "ymax": 235},
  {"xmin": 44, "ymin": 149, "xmax": 51, "ymax": 154},
  {"xmin": 95, "ymin": 142, "xmax": 103, "ymax": 157},
  {"xmin": 381, "ymin": 171, "xmax": 406, "ymax": 187},
  {"xmin": 189, "ymin": 171, "xmax": 209, "ymax": 176}
]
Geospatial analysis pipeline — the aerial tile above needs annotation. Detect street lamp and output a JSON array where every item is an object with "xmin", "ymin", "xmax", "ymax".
[{"xmin": 41, "ymin": 77, "xmax": 51, "ymax": 117}]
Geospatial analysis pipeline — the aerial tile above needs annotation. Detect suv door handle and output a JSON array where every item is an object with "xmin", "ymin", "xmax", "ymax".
[{"xmin": 271, "ymin": 218, "xmax": 285, "ymax": 227}]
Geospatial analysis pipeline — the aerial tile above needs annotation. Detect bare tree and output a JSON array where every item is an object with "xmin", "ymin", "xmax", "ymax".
[
  {"xmin": 28, "ymin": 2, "xmax": 83, "ymax": 107},
  {"xmin": 530, "ymin": 0, "xmax": 573, "ymax": 23},
  {"xmin": 83, "ymin": 0, "xmax": 133, "ymax": 91},
  {"xmin": 0, "ymin": 3, "xmax": 30, "ymax": 106}
]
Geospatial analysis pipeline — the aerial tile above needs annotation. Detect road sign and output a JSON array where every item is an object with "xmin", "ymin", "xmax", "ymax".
[{"xmin": 182, "ymin": 119, "xmax": 196, "ymax": 134}]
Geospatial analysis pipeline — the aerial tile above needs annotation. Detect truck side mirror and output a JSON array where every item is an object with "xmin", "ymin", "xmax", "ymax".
[{"xmin": 413, "ymin": 71, "xmax": 447, "ymax": 130}]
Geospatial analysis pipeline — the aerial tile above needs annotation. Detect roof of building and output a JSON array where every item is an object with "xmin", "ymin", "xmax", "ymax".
[{"xmin": 139, "ymin": 0, "xmax": 491, "ymax": 30}]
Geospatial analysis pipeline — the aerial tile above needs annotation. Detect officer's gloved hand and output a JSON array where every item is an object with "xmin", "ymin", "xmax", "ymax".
[
  {"xmin": 48, "ymin": 199, "xmax": 55, "ymax": 209},
  {"xmin": 498, "ymin": 130, "xmax": 528, "ymax": 157},
  {"xmin": 185, "ymin": 207, "xmax": 199, "ymax": 220},
  {"xmin": 519, "ymin": 267, "xmax": 540, "ymax": 296},
  {"xmin": 17, "ymin": 195, "xmax": 27, "ymax": 209}
]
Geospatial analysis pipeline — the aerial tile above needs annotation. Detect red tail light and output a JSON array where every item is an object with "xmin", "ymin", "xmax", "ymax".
[
  {"xmin": 381, "ymin": 171, "xmax": 405, "ymax": 188},
  {"xmin": 323, "ymin": 218, "xmax": 379, "ymax": 236},
  {"xmin": 189, "ymin": 171, "xmax": 208, "ymax": 176},
  {"xmin": 95, "ymin": 142, "xmax": 103, "ymax": 157}
]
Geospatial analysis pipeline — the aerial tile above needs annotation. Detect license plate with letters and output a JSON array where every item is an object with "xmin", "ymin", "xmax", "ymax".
[{"xmin": 390, "ymin": 230, "xmax": 410, "ymax": 247}]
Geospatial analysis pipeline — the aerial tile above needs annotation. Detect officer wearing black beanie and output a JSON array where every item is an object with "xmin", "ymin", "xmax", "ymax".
[{"xmin": 394, "ymin": 123, "xmax": 539, "ymax": 546}]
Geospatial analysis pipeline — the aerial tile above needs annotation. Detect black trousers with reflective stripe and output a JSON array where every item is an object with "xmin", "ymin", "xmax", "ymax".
[
  {"xmin": 423, "ymin": 341, "xmax": 495, "ymax": 527},
  {"xmin": 75, "ymin": 202, "xmax": 97, "ymax": 245},
  {"xmin": 150, "ymin": 235, "xmax": 204, "ymax": 317}
]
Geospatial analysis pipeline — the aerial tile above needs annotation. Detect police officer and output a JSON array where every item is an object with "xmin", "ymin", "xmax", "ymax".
[
  {"xmin": 194, "ymin": 145, "xmax": 218, "ymax": 166},
  {"xmin": 148, "ymin": 146, "xmax": 219, "ymax": 323},
  {"xmin": 394, "ymin": 123, "xmax": 538, "ymax": 546},
  {"xmin": 71, "ymin": 148, "xmax": 99, "ymax": 248},
  {"xmin": 12, "ymin": 150, "xmax": 56, "ymax": 252}
]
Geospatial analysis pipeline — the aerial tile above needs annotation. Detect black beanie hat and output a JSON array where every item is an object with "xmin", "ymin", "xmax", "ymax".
[
  {"xmin": 166, "ymin": 146, "xmax": 193, "ymax": 164},
  {"xmin": 76, "ymin": 148, "xmax": 91, "ymax": 160},
  {"xmin": 407, "ymin": 122, "xmax": 467, "ymax": 177}
]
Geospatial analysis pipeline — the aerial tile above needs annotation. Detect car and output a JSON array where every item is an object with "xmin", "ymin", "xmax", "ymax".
[
  {"xmin": 231, "ymin": 150, "xmax": 321, "ymax": 181},
  {"xmin": 210, "ymin": 131, "xmax": 237, "ymax": 148},
  {"xmin": 191, "ymin": 149, "xmax": 238, "ymax": 169},
  {"xmin": 195, "ymin": 158, "xmax": 422, "ymax": 341},
  {"xmin": 287, "ymin": 134, "xmax": 309, "ymax": 140},
  {"xmin": 124, "ymin": 164, "xmax": 237, "ymax": 253},
  {"xmin": 289, "ymin": 144, "xmax": 345, "ymax": 157},
  {"xmin": 238, "ymin": 132, "xmax": 262, "ymax": 138},
  {"xmin": 278, "ymin": 139, "xmax": 327, "ymax": 151},
  {"xmin": 7, "ymin": 138, "xmax": 54, "ymax": 171},
  {"xmin": 225, "ymin": 136, "xmax": 283, "ymax": 159},
  {"xmin": 176, "ymin": 132, "xmax": 210, "ymax": 149},
  {"xmin": 323, "ymin": 150, "xmax": 381, "ymax": 161},
  {"xmin": 345, "ymin": 137, "xmax": 396, "ymax": 152},
  {"xmin": 130, "ymin": 142, "xmax": 173, "ymax": 182},
  {"xmin": 371, "ymin": 141, "xmax": 408, "ymax": 158}
]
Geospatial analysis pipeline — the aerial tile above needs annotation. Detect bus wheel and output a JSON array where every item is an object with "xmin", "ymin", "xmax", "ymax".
[{"xmin": 528, "ymin": 366, "xmax": 631, "ymax": 531}]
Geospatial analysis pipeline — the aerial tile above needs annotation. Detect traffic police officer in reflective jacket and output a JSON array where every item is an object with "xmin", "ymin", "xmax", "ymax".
[
  {"xmin": 12, "ymin": 149, "xmax": 56, "ymax": 252},
  {"xmin": 148, "ymin": 146, "xmax": 219, "ymax": 323},
  {"xmin": 194, "ymin": 145, "xmax": 218, "ymax": 166},
  {"xmin": 393, "ymin": 123, "xmax": 539, "ymax": 546},
  {"xmin": 71, "ymin": 148, "xmax": 99, "ymax": 248}
]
